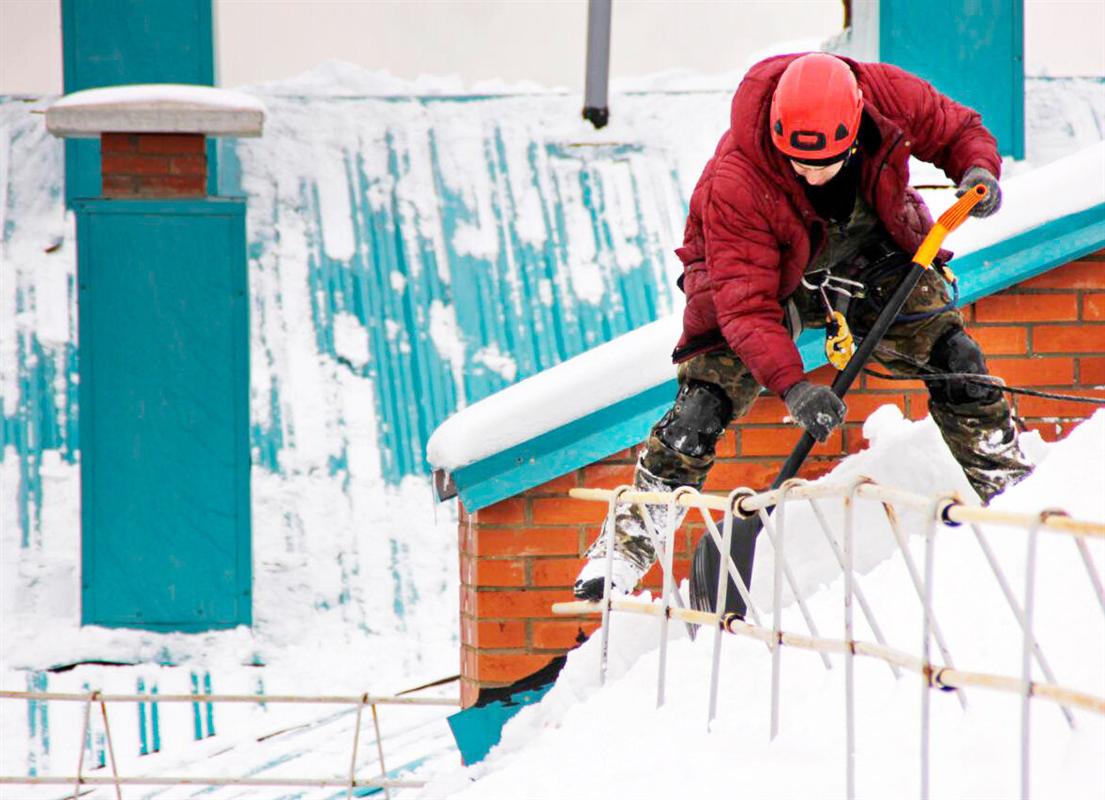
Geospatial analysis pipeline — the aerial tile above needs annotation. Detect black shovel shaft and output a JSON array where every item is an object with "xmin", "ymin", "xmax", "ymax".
[
  {"xmin": 770, "ymin": 260, "xmax": 928, "ymax": 490},
  {"xmin": 688, "ymin": 260, "xmax": 931, "ymax": 615}
]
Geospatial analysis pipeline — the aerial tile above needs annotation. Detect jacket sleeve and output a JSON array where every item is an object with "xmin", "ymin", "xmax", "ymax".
[
  {"xmin": 703, "ymin": 167, "xmax": 806, "ymax": 397},
  {"xmin": 864, "ymin": 62, "xmax": 1002, "ymax": 182}
]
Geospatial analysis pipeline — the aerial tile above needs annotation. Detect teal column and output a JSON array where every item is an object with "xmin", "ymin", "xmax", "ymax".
[
  {"xmin": 879, "ymin": 0, "xmax": 1024, "ymax": 159},
  {"xmin": 77, "ymin": 199, "xmax": 251, "ymax": 630},
  {"xmin": 61, "ymin": 0, "xmax": 216, "ymax": 204}
]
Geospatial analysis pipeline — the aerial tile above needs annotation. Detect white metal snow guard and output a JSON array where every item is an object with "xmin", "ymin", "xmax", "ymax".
[
  {"xmin": 0, "ymin": 689, "xmax": 458, "ymax": 798},
  {"xmin": 553, "ymin": 478, "xmax": 1105, "ymax": 800}
]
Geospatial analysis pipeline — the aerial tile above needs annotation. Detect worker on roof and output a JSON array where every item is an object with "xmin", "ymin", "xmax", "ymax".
[{"xmin": 574, "ymin": 52, "xmax": 1033, "ymax": 601}]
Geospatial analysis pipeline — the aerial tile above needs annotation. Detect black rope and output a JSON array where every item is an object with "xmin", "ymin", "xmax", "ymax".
[{"xmin": 865, "ymin": 344, "xmax": 1105, "ymax": 406}]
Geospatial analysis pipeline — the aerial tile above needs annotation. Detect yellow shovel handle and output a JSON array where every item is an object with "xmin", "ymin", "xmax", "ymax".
[{"xmin": 913, "ymin": 183, "xmax": 988, "ymax": 269}]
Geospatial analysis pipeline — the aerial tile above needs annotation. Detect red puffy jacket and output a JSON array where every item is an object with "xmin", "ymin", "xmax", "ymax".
[{"xmin": 673, "ymin": 54, "xmax": 1001, "ymax": 397}]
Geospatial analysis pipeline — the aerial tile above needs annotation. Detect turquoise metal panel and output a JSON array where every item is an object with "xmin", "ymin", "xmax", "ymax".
[
  {"xmin": 222, "ymin": 113, "xmax": 683, "ymax": 483},
  {"xmin": 880, "ymin": 0, "xmax": 1024, "ymax": 159},
  {"xmin": 77, "ymin": 199, "xmax": 250, "ymax": 630},
  {"xmin": 61, "ymin": 0, "xmax": 216, "ymax": 203},
  {"xmin": 447, "ymin": 683, "xmax": 553, "ymax": 765},
  {"xmin": 953, "ymin": 204, "xmax": 1105, "ymax": 304},
  {"xmin": 452, "ymin": 206, "xmax": 1105, "ymax": 511}
]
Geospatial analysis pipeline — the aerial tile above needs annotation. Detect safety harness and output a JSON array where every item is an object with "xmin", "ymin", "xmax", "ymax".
[{"xmin": 802, "ymin": 250, "xmax": 960, "ymax": 370}]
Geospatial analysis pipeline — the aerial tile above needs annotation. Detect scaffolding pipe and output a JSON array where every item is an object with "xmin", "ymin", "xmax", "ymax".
[
  {"xmin": 568, "ymin": 486, "xmax": 1105, "ymax": 539},
  {"xmin": 598, "ymin": 485, "xmax": 632, "ymax": 686},
  {"xmin": 807, "ymin": 497, "xmax": 900, "ymax": 679},
  {"xmin": 1021, "ymin": 517, "xmax": 1042, "ymax": 800},
  {"xmin": 759, "ymin": 508, "xmax": 832, "ymax": 670},
  {"xmin": 708, "ymin": 496, "xmax": 736, "ymax": 726},
  {"xmin": 582, "ymin": 0, "xmax": 612, "ymax": 128},
  {"xmin": 968, "ymin": 522, "xmax": 1075, "ymax": 728},
  {"xmin": 881, "ymin": 503, "xmax": 967, "ymax": 711},
  {"xmin": 549, "ymin": 597, "xmax": 1105, "ymax": 715},
  {"xmin": 0, "ymin": 691, "xmax": 456, "ymax": 706}
]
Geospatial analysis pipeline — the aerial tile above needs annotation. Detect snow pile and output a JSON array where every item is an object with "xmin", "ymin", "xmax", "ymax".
[
  {"xmin": 49, "ymin": 83, "xmax": 266, "ymax": 114},
  {"xmin": 424, "ymin": 411, "xmax": 1105, "ymax": 799}
]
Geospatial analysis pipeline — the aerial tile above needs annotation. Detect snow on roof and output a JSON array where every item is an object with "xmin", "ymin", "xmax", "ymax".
[
  {"xmin": 47, "ymin": 84, "xmax": 267, "ymax": 137},
  {"xmin": 426, "ymin": 142, "xmax": 1105, "ymax": 472}
]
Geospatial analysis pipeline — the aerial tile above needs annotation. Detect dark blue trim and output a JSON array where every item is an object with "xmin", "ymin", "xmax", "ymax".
[{"xmin": 452, "ymin": 203, "xmax": 1105, "ymax": 512}]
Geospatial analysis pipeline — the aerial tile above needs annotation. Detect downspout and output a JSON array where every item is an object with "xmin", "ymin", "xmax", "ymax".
[{"xmin": 582, "ymin": 0, "xmax": 612, "ymax": 129}]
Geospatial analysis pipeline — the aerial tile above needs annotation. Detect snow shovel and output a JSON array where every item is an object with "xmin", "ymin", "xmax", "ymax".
[{"xmin": 688, "ymin": 184, "xmax": 990, "ymax": 615}]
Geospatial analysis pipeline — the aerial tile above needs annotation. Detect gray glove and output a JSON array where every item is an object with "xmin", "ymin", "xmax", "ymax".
[
  {"xmin": 784, "ymin": 380, "xmax": 846, "ymax": 442},
  {"xmin": 956, "ymin": 166, "xmax": 1002, "ymax": 218}
]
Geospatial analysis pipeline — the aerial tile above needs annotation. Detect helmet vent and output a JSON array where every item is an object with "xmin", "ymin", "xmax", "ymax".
[
  {"xmin": 774, "ymin": 120, "xmax": 783, "ymax": 135},
  {"xmin": 835, "ymin": 123, "xmax": 850, "ymax": 141}
]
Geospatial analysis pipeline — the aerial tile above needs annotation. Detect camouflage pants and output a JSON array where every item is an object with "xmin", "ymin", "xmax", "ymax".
[
  {"xmin": 642, "ymin": 257, "xmax": 1031, "ymax": 504},
  {"xmin": 587, "ymin": 256, "xmax": 1033, "ymax": 570}
]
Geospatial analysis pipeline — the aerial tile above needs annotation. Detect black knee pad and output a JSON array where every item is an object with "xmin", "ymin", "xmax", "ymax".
[
  {"xmin": 655, "ymin": 380, "xmax": 734, "ymax": 458},
  {"xmin": 927, "ymin": 328, "xmax": 1002, "ymax": 406}
]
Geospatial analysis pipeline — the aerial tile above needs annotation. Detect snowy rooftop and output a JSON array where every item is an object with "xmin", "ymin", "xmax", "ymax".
[
  {"xmin": 46, "ymin": 84, "xmax": 267, "ymax": 137},
  {"xmin": 426, "ymin": 142, "xmax": 1105, "ymax": 474}
]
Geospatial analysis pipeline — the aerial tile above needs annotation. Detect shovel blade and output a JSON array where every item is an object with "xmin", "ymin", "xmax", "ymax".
[{"xmin": 689, "ymin": 515, "xmax": 762, "ymax": 616}]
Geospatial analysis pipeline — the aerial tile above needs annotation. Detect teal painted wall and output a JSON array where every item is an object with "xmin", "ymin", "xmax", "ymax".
[
  {"xmin": 60, "ymin": 0, "xmax": 216, "ymax": 203},
  {"xmin": 77, "ymin": 200, "xmax": 251, "ymax": 630},
  {"xmin": 880, "ymin": 0, "xmax": 1025, "ymax": 158}
]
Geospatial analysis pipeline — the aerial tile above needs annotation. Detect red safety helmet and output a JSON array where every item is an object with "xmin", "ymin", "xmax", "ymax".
[{"xmin": 770, "ymin": 53, "xmax": 863, "ymax": 164}]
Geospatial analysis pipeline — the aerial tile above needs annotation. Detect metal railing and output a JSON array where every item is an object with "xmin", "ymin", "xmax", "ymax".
[
  {"xmin": 0, "ymin": 688, "xmax": 459, "ymax": 799},
  {"xmin": 553, "ymin": 477, "xmax": 1105, "ymax": 800}
]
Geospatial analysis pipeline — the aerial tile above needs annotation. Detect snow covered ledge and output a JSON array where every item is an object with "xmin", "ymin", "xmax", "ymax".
[
  {"xmin": 46, "ymin": 84, "xmax": 267, "ymax": 198},
  {"xmin": 45, "ymin": 84, "xmax": 266, "ymax": 138}
]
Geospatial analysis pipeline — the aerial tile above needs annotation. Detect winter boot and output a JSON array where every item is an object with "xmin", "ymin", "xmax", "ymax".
[{"xmin": 573, "ymin": 464, "xmax": 689, "ymax": 600}]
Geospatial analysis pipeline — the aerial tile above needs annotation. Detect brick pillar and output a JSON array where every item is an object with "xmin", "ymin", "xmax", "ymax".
[{"xmin": 100, "ymin": 132, "xmax": 207, "ymax": 198}]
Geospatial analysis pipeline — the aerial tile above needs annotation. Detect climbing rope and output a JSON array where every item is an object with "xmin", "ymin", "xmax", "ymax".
[{"xmin": 867, "ymin": 344, "xmax": 1105, "ymax": 406}]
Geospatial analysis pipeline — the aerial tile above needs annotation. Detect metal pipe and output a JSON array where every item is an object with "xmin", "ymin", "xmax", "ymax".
[
  {"xmin": 1021, "ymin": 517, "xmax": 1043, "ymax": 800},
  {"xmin": 708, "ymin": 491, "xmax": 740, "ymax": 726},
  {"xmin": 99, "ymin": 696, "xmax": 123, "ymax": 800},
  {"xmin": 0, "ymin": 691, "xmax": 456, "ymax": 706},
  {"xmin": 807, "ymin": 497, "xmax": 900, "ymax": 679},
  {"xmin": 1074, "ymin": 537, "xmax": 1105, "ymax": 616},
  {"xmin": 920, "ymin": 498, "xmax": 941, "ymax": 800},
  {"xmin": 844, "ymin": 481, "xmax": 866, "ymax": 800},
  {"xmin": 656, "ymin": 492, "xmax": 680, "ymax": 708},
  {"xmin": 635, "ymin": 496, "xmax": 696, "ymax": 639},
  {"xmin": 968, "ymin": 522, "xmax": 1075, "ymax": 728},
  {"xmin": 71, "ymin": 691, "xmax": 94, "ymax": 800},
  {"xmin": 371, "ymin": 703, "xmax": 391, "ymax": 800},
  {"xmin": 347, "ymin": 697, "xmax": 365, "ymax": 800},
  {"xmin": 568, "ymin": 486, "xmax": 1105, "ymax": 539},
  {"xmin": 0, "ymin": 777, "xmax": 426, "ymax": 789},
  {"xmin": 549, "ymin": 599, "xmax": 1105, "ymax": 714},
  {"xmin": 881, "ymin": 504, "xmax": 967, "ymax": 710},
  {"xmin": 771, "ymin": 483, "xmax": 800, "ymax": 739},
  {"xmin": 758, "ymin": 509, "xmax": 832, "ymax": 670},
  {"xmin": 582, "ymin": 0, "xmax": 612, "ymax": 129},
  {"xmin": 598, "ymin": 486, "xmax": 630, "ymax": 687}
]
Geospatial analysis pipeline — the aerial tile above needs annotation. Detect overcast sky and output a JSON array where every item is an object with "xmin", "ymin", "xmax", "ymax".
[{"xmin": 1, "ymin": 0, "xmax": 1102, "ymax": 95}]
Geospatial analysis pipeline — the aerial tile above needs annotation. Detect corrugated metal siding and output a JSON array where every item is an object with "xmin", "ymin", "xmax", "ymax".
[{"xmin": 225, "ymin": 92, "xmax": 704, "ymax": 482}]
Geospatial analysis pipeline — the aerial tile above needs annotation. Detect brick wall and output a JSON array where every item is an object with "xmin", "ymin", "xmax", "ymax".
[
  {"xmin": 100, "ymin": 132, "xmax": 207, "ymax": 198},
  {"xmin": 457, "ymin": 250, "xmax": 1105, "ymax": 706}
]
